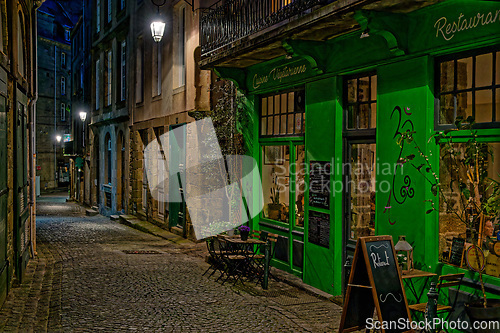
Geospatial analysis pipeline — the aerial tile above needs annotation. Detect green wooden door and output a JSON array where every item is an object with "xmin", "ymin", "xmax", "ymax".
[
  {"xmin": 0, "ymin": 74, "xmax": 8, "ymax": 304},
  {"xmin": 15, "ymin": 90, "xmax": 30, "ymax": 281},
  {"xmin": 168, "ymin": 124, "xmax": 186, "ymax": 232}
]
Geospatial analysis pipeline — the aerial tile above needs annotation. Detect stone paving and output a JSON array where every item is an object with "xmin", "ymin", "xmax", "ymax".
[{"xmin": 0, "ymin": 195, "xmax": 343, "ymax": 332}]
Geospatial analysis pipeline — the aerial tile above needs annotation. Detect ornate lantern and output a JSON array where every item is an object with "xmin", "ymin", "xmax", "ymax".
[{"xmin": 395, "ymin": 235, "xmax": 414, "ymax": 274}]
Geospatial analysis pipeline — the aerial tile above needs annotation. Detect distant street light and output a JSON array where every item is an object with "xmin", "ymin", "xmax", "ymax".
[
  {"xmin": 80, "ymin": 111, "xmax": 87, "ymax": 148},
  {"xmin": 150, "ymin": 0, "xmax": 166, "ymax": 42},
  {"xmin": 56, "ymin": 135, "xmax": 62, "ymax": 143},
  {"xmin": 79, "ymin": 111, "xmax": 87, "ymax": 122}
]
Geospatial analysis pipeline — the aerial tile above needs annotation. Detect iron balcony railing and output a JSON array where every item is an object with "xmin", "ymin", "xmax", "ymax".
[{"xmin": 201, "ymin": 0, "xmax": 332, "ymax": 56}]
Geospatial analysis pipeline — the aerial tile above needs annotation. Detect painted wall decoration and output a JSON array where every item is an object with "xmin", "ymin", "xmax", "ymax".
[{"xmin": 383, "ymin": 106, "xmax": 415, "ymax": 225}]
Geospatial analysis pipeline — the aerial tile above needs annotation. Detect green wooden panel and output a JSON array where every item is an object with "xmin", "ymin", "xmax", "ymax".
[
  {"xmin": 303, "ymin": 77, "xmax": 340, "ymax": 295},
  {"xmin": 376, "ymin": 56, "xmax": 437, "ymax": 270}
]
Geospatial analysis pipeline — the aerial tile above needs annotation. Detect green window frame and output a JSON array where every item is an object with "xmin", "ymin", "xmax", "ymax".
[
  {"xmin": 259, "ymin": 88, "xmax": 305, "ymax": 230},
  {"xmin": 435, "ymin": 46, "xmax": 500, "ymax": 129}
]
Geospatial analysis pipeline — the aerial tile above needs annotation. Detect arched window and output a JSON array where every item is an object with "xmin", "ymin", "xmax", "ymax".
[{"xmin": 17, "ymin": 11, "xmax": 25, "ymax": 77}]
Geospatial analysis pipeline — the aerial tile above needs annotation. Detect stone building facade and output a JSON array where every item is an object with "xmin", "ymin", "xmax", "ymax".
[
  {"xmin": 89, "ymin": 0, "xmax": 131, "ymax": 215},
  {"xmin": 69, "ymin": 0, "xmax": 91, "ymax": 205},
  {"xmin": 36, "ymin": 0, "xmax": 80, "ymax": 190},
  {"xmin": 0, "ymin": 0, "xmax": 39, "ymax": 307},
  {"xmin": 128, "ymin": 0, "xmax": 211, "ymax": 239}
]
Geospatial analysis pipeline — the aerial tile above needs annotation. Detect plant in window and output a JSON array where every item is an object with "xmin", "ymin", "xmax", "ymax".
[{"xmin": 397, "ymin": 116, "xmax": 500, "ymax": 312}]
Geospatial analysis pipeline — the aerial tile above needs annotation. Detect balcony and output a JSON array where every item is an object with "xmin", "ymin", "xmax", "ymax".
[{"xmin": 199, "ymin": 0, "xmax": 440, "ymax": 69}]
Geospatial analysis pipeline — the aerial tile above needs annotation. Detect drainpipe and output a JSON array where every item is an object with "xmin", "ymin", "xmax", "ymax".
[
  {"xmin": 54, "ymin": 45, "xmax": 57, "ymax": 189},
  {"xmin": 28, "ymin": 2, "xmax": 41, "ymax": 257}
]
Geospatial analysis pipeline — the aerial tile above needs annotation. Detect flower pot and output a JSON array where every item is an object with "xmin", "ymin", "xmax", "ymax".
[
  {"xmin": 268, "ymin": 204, "xmax": 281, "ymax": 220},
  {"xmin": 465, "ymin": 299, "xmax": 500, "ymax": 333},
  {"xmin": 240, "ymin": 230, "xmax": 249, "ymax": 241}
]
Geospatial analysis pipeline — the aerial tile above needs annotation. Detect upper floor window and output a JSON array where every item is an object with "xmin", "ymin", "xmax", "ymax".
[
  {"xmin": 260, "ymin": 89, "xmax": 305, "ymax": 137},
  {"xmin": 345, "ymin": 73, "xmax": 377, "ymax": 130},
  {"xmin": 61, "ymin": 77, "xmax": 66, "ymax": 95},
  {"xmin": 64, "ymin": 28, "xmax": 70, "ymax": 42},
  {"xmin": 437, "ymin": 48, "xmax": 500, "ymax": 128},
  {"xmin": 61, "ymin": 103, "xmax": 66, "ymax": 121},
  {"xmin": 61, "ymin": 52, "xmax": 66, "ymax": 67},
  {"xmin": 17, "ymin": 12, "xmax": 25, "ymax": 77},
  {"xmin": 177, "ymin": 6, "xmax": 186, "ymax": 87},
  {"xmin": 120, "ymin": 40, "xmax": 126, "ymax": 101},
  {"xmin": 106, "ymin": 50, "xmax": 112, "ymax": 106},
  {"xmin": 0, "ymin": 5, "xmax": 4, "ymax": 53},
  {"xmin": 96, "ymin": 0, "xmax": 101, "ymax": 32},
  {"xmin": 120, "ymin": 0, "xmax": 125, "ymax": 11},
  {"xmin": 135, "ymin": 36, "xmax": 143, "ymax": 104},
  {"xmin": 96, "ymin": 58, "xmax": 100, "ymax": 110},
  {"xmin": 107, "ymin": 0, "xmax": 112, "ymax": 23},
  {"xmin": 152, "ymin": 42, "xmax": 161, "ymax": 97}
]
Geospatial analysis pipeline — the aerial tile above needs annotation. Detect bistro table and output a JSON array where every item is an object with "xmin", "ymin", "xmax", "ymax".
[
  {"xmin": 402, "ymin": 269, "xmax": 437, "ymax": 304},
  {"xmin": 221, "ymin": 235, "xmax": 270, "ymax": 289}
]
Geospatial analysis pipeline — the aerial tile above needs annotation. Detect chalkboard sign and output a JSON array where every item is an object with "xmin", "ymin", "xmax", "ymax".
[
  {"xmin": 339, "ymin": 236, "xmax": 412, "ymax": 333},
  {"xmin": 449, "ymin": 237, "xmax": 465, "ymax": 267},
  {"xmin": 308, "ymin": 161, "xmax": 331, "ymax": 209},
  {"xmin": 308, "ymin": 210, "xmax": 330, "ymax": 248}
]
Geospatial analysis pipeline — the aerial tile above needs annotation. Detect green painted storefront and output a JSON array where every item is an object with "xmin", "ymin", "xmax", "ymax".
[{"xmin": 218, "ymin": 0, "xmax": 500, "ymax": 298}]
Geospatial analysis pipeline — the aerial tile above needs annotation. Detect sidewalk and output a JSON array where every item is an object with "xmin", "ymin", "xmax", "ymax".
[{"xmin": 116, "ymin": 214, "xmax": 335, "ymax": 302}]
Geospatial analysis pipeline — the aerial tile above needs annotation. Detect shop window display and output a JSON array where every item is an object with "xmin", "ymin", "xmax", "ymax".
[{"xmin": 439, "ymin": 142, "xmax": 500, "ymax": 278}]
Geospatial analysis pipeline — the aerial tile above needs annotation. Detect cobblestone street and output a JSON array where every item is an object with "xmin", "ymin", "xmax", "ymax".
[{"xmin": 0, "ymin": 194, "xmax": 342, "ymax": 332}]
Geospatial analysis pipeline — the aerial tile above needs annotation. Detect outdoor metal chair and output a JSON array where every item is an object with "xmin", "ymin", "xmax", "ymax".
[
  {"xmin": 203, "ymin": 237, "xmax": 226, "ymax": 279},
  {"xmin": 408, "ymin": 273, "xmax": 465, "ymax": 329},
  {"xmin": 216, "ymin": 235, "xmax": 249, "ymax": 285}
]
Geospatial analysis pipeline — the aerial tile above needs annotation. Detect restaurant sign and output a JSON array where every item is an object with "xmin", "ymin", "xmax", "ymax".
[
  {"xmin": 247, "ymin": 58, "xmax": 314, "ymax": 92},
  {"xmin": 410, "ymin": 0, "xmax": 500, "ymax": 53}
]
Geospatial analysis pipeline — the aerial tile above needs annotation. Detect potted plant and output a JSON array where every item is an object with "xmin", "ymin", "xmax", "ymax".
[
  {"xmin": 238, "ymin": 225, "xmax": 250, "ymax": 241},
  {"xmin": 268, "ymin": 173, "xmax": 281, "ymax": 220},
  {"xmin": 397, "ymin": 116, "xmax": 500, "ymax": 328}
]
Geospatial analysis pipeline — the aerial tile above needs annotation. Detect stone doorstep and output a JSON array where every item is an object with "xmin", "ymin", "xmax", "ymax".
[
  {"xmin": 85, "ymin": 209, "xmax": 99, "ymax": 216},
  {"xmin": 110, "ymin": 215, "xmax": 120, "ymax": 221}
]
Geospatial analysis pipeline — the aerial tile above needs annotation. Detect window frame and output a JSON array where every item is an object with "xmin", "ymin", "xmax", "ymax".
[
  {"xmin": 259, "ymin": 88, "xmax": 305, "ymax": 138},
  {"xmin": 61, "ymin": 76, "xmax": 66, "ymax": 95},
  {"xmin": 258, "ymin": 87, "xmax": 306, "ymax": 230},
  {"xmin": 120, "ymin": 40, "xmax": 126, "ymax": 101},
  {"xmin": 96, "ymin": 58, "xmax": 100, "ymax": 110},
  {"xmin": 96, "ymin": 0, "xmax": 101, "ymax": 33},
  {"xmin": 60, "ymin": 103, "xmax": 66, "ymax": 121},
  {"xmin": 342, "ymin": 72, "xmax": 377, "ymax": 250},
  {"xmin": 106, "ymin": 49, "xmax": 112, "ymax": 106},
  {"xmin": 435, "ymin": 46, "xmax": 500, "ymax": 130}
]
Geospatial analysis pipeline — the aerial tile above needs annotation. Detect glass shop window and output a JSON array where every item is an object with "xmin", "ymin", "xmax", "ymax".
[
  {"xmin": 438, "ymin": 141, "xmax": 500, "ymax": 278},
  {"xmin": 260, "ymin": 90, "xmax": 305, "ymax": 137},
  {"xmin": 437, "ymin": 48, "xmax": 500, "ymax": 128},
  {"xmin": 260, "ymin": 89, "xmax": 305, "ymax": 227}
]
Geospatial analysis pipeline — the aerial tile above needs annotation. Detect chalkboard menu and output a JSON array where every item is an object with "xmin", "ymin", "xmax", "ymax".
[
  {"xmin": 339, "ymin": 236, "xmax": 412, "ymax": 333},
  {"xmin": 449, "ymin": 237, "xmax": 465, "ymax": 267},
  {"xmin": 308, "ymin": 210, "xmax": 330, "ymax": 248},
  {"xmin": 308, "ymin": 161, "xmax": 331, "ymax": 209}
]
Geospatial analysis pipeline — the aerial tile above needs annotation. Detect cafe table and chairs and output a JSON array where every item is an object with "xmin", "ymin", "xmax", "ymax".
[
  {"xmin": 402, "ymin": 269, "xmax": 437, "ymax": 304},
  {"xmin": 219, "ymin": 234, "xmax": 271, "ymax": 288}
]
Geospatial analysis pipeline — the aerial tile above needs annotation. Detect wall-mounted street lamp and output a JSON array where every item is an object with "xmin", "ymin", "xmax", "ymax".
[
  {"xmin": 150, "ymin": 0, "xmax": 167, "ymax": 43},
  {"xmin": 56, "ymin": 135, "xmax": 62, "ymax": 143},
  {"xmin": 80, "ymin": 111, "xmax": 87, "ymax": 148},
  {"xmin": 79, "ymin": 111, "xmax": 87, "ymax": 122}
]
